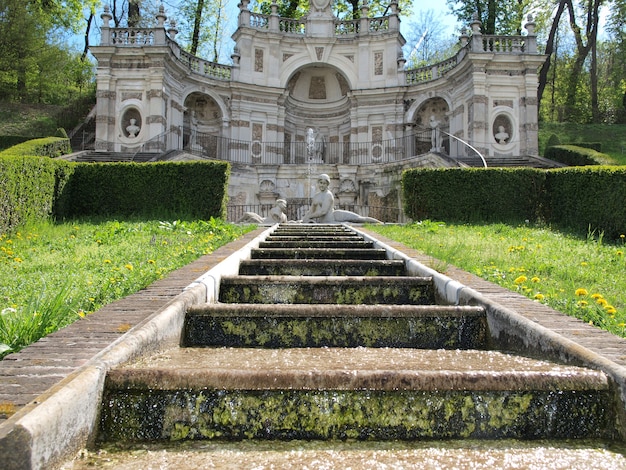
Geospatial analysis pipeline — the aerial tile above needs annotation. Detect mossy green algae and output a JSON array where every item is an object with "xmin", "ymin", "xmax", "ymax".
[
  {"xmin": 184, "ymin": 315, "xmax": 487, "ymax": 349},
  {"xmin": 99, "ymin": 388, "xmax": 615, "ymax": 442}
]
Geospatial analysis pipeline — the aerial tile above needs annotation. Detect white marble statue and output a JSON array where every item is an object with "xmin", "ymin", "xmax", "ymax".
[
  {"xmin": 239, "ymin": 199, "xmax": 288, "ymax": 224},
  {"xmin": 301, "ymin": 174, "xmax": 382, "ymax": 224}
]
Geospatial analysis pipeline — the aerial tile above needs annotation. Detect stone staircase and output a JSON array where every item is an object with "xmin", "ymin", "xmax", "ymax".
[{"xmin": 97, "ymin": 225, "xmax": 617, "ymax": 454}]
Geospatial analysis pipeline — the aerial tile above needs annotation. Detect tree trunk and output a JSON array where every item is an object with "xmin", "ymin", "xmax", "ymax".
[
  {"xmin": 191, "ymin": 0, "xmax": 205, "ymax": 56},
  {"xmin": 537, "ymin": 0, "xmax": 567, "ymax": 113},
  {"xmin": 82, "ymin": 12, "xmax": 94, "ymax": 62}
]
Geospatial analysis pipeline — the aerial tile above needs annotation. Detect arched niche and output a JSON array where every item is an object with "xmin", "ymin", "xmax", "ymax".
[
  {"xmin": 413, "ymin": 97, "xmax": 450, "ymax": 155},
  {"xmin": 283, "ymin": 64, "xmax": 352, "ymax": 164},
  {"xmin": 183, "ymin": 92, "xmax": 224, "ymax": 151}
]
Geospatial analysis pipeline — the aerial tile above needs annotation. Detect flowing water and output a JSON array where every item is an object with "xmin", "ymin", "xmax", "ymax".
[{"xmin": 63, "ymin": 439, "xmax": 626, "ymax": 469}]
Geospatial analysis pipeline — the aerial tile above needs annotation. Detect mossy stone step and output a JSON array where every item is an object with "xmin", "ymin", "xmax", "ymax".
[
  {"xmin": 218, "ymin": 275, "xmax": 435, "ymax": 304},
  {"xmin": 238, "ymin": 259, "xmax": 406, "ymax": 276},
  {"xmin": 251, "ymin": 247, "xmax": 388, "ymax": 260},
  {"xmin": 99, "ymin": 347, "xmax": 614, "ymax": 442},
  {"xmin": 183, "ymin": 304, "xmax": 488, "ymax": 349},
  {"xmin": 258, "ymin": 240, "xmax": 374, "ymax": 249},
  {"xmin": 266, "ymin": 234, "xmax": 365, "ymax": 241}
]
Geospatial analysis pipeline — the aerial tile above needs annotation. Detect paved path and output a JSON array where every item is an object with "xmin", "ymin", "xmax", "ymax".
[{"xmin": 1, "ymin": 225, "xmax": 625, "ymax": 428}]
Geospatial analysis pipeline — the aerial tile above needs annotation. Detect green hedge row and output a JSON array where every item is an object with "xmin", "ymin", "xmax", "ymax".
[
  {"xmin": 403, "ymin": 167, "xmax": 626, "ymax": 239},
  {"xmin": 0, "ymin": 156, "xmax": 74, "ymax": 234},
  {"xmin": 1, "ymin": 157, "xmax": 230, "ymax": 234},
  {"xmin": 56, "ymin": 161, "xmax": 229, "ymax": 220},
  {"xmin": 0, "ymin": 137, "xmax": 72, "ymax": 159},
  {"xmin": 545, "ymin": 144, "xmax": 614, "ymax": 166},
  {"xmin": 0, "ymin": 136, "xmax": 33, "ymax": 151}
]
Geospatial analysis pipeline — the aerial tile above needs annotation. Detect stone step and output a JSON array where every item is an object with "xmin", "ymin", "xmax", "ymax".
[
  {"xmin": 64, "ymin": 439, "xmax": 626, "ymax": 469},
  {"xmin": 182, "ymin": 304, "xmax": 487, "ymax": 349},
  {"xmin": 99, "ymin": 347, "xmax": 615, "ymax": 442},
  {"xmin": 250, "ymin": 247, "xmax": 388, "ymax": 260},
  {"xmin": 238, "ymin": 258, "xmax": 406, "ymax": 276},
  {"xmin": 258, "ymin": 240, "xmax": 375, "ymax": 249},
  {"xmin": 218, "ymin": 275, "xmax": 435, "ymax": 304},
  {"xmin": 265, "ymin": 234, "xmax": 366, "ymax": 241}
]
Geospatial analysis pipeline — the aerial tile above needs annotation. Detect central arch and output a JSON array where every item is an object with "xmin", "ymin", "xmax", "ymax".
[{"xmin": 283, "ymin": 64, "xmax": 352, "ymax": 164}]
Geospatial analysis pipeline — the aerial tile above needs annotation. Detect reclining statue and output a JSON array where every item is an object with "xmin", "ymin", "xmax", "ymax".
[
  {"xmin": 301, "ymin": 174, "xmax": 382, "ymax": 224},
  {"xmin": 239, "ymin": 199, "xmax": 288, "ymax": 224}
]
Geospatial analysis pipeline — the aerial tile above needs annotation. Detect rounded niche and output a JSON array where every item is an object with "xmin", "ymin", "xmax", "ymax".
[
  {"xmin": 492, "ymin": 113, "xmax": 514, "ymax": 146},
  {"xmin": 121, "ymin": 107, "xmax": 143, "ymax": 140}
]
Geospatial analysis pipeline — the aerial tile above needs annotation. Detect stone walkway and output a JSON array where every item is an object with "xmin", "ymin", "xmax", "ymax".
[{"xmin": 1, "ymin": 224, "xmax": 625, "ymax": 426}]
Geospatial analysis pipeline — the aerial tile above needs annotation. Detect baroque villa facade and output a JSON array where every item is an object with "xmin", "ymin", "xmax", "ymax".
[{"xmin": 90, "ymin": 1, "xmax": 545, "ymax": 220}]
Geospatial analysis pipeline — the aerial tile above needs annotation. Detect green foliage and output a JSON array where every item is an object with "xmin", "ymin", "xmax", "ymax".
[
  {"xmin": 57, "ymin": 161, "xmax": 230, "ymax": 220},
  {"xmin": 402, "ymin": 166, "xmax": 626, "ymax": 241},
  {"xmin": 0, "ymin": 137, "xmax": 72, "ymax": 158},
  {"xmin": 0, "ymin": 136, "xmax": 32, "ymax": 151},
  {"xmin": 0, "ymin": 218, "xmax": 252, "ymax": 357},
  {"xmin": 544, "ymin": 133, "xmax": 560, "ymax": 152},
  {"xmin": 538, "ymin": 122, "xmax": 626, "ymax": 165},
  {"xmin": 402, "ymin": 168, "xmax": 545, "ymax": 224},
  {"xmin": 544, "ymin": 145, "xmax": 615, "ymax": 166},
  {"xmin": 545, "ymin": 166, "xmax": 626, "ymax": 240},
  {"xmin": 368, "ymin": 222, "xmax": 626, "ymax": 338},
  {"xmin": 0, "ymin": 155, "xmax": 73, "ymax": 234}
]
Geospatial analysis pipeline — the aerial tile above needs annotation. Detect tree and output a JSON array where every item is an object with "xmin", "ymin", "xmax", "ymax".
[
  {"xmin": 403, "ymin": 9, "xmax": 459, "ymax": 67},
  {"xmin": 253, "ymin": 0, "xmax": 415, "ymax": 20},
  {"xmin": 561, "ymin": 0, "xmax": 603, "ymax": 123},
  {"xmin": 446, "ymin": 0, "xmax": 530, "ymax": 34}
]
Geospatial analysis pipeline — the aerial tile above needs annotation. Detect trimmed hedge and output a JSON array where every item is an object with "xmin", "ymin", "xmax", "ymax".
[
  {"xmin": 0, "ymin": 136, "xmax": 33, "ymax": 151},
  {"xmin": 0, "ymin": 156, "xmax": 74, "ymax": 234},
  {"xmin": 545, "ymin": 145, "xmax": 614, "ymax": 166},
  {"xmin": 0, "ymin": 137, "xmax": 71, "ymax": 159},
  {"xmin": 545, "ymin": 166, "xmax": 626, "ymax": 239},
  {"xmin": 1, "ymin": 157, "xmax": 230, "ymax": 234},
  {"xmin": 402, "ymin": 168, "xmax": 545, "ymax": 224},
  {"xmin": 56, "ymin": 161, "xmax": 230, "ymax": 220},
  {"xmin": 403, "ymin": 166, "xmax": 626, "ymax": 240}
]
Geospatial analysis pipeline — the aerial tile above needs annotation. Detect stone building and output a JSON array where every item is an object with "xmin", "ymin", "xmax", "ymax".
[{"xmin": 90, "ymin": 1, "xmax": 545, "ymax": 221}]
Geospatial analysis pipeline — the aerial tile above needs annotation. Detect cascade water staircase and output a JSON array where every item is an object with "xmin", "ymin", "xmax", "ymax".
[{"xmin": 95, "ymin": 224, "xmax": 621, "ymax": 465}]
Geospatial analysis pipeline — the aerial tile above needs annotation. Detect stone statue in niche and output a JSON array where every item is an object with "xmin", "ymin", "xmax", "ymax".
[
  {"xmin": 300, "ymin": 174, "xmax": 382, "ymax": 224},
  {"xmin": 125, "ymin": 118, "xmax": 140, "ymax": 138},
  {"xmin": 429, "ymin": 115, "xmax": 443, "ymax": 152},
  {"xmin": 238, "ymin": 199, "xmax": 288, "ymax": 224},
  {"xmin": 495, "ymin": 125, "xmax": 510, "ymax": 144},
  {"xmin": 306, "ymin": 128, "xmax": 326, "ymax": 163}
]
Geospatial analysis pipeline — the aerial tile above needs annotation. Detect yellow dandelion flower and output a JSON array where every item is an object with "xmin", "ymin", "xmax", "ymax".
[
  {"xmin": 534, "ymin": 293, "xmax": 545, "ymax": 300},
  {"xmin": 580, "ymin": 261, "xmax": 588, "ymax": 266},
  {"xmin": 617, "ymin": 250, "xmax": 623, "ymax": 256},
  {"xmin": 575, "ymin": 288, "xmax": 588, "ymax": 296},
  {"xmin": 124, "ymin": 263, "xmax": 133, "ymax": 271},
  {"xmin": 531, "ymin": 277, "xmax": 540, "ymax": 283},
  {"xmin": 596, "ymin": 298, "xmax": 608, "ymax": 307},
  {"xmin": 577, "ymin": 300, "xmax": 589, "ymax": 307},
  {"xmin": 604, "ymin": 306, "xmax": 617, "ymax": 315},
  {"xmin": 591, "ymin": 293, "xmax": 603, "ymax": 300},
  {"xmin": 148, "ymin": 259, "xmax": 156, "ymax": 264},
  {"xmin": 104, "ymin": 259, "xmax": 112, "ymax": 264},
  {"xmin": 13, "ymin": 257, "xmax": 22, "ymax": 263},
  {"xmin": 514, "ymin": 275, "xmax": 527, "ymax": 285},
  {"xmin": 77, "ymin": 310, "xmax": 86, "ymax": 318}
]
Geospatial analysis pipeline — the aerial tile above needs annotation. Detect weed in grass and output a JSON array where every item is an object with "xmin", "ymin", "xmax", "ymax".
[
  {"xmin": 367, "ymin": 221, "xmax": 626, "ymax": 338},
  {"xmin": 0, "ymin": 218, "xmax": 253, "ymax": 359}
]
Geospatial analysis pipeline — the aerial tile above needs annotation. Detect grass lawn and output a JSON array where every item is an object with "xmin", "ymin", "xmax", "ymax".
[
  {"xmin": 0, "ymin": 218, "xmax": 254, "ymax": 358},
  {"xmin": 367, "ymin": 221, "xmax": 626, "ymax": 339}
]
